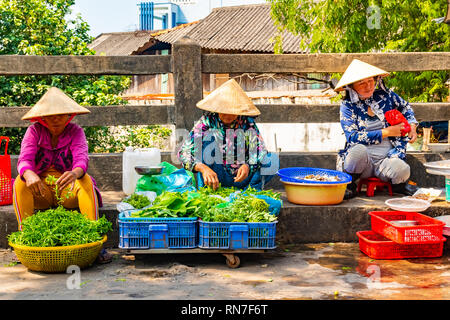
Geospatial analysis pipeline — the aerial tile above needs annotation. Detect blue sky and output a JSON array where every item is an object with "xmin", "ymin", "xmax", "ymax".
[{"xmin": 73, "ymin": 0, "xmax": 268, "ymax": 38}]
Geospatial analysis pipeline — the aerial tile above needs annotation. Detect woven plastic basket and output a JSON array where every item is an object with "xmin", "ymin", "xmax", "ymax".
[{"xmin": 9, "ymin": 236, "xmax": 106, "ymax": 273}]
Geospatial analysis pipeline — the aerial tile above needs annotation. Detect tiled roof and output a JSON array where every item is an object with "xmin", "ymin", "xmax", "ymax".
[
  {"xmin": 155, "ymin": 4, "xmax": 304, "ymax": 53},
  {"xmin": 88, "ymin": 30, "xmax": 156, "ymax": 56},
  {"xmin": 88, "ymin": 4, "xmax": 304, "ymax": 55},
  {"xmin": 151, "ymin": 21, "xmax": 200, "ymax": 43}
]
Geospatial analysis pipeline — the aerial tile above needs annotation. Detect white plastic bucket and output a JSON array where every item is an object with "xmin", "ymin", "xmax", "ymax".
[{"xmin": 122, "ymin": 147, "xmax": 161, "ymax": 195}]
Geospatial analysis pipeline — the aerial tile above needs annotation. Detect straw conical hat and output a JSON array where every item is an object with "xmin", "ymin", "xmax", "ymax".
[
  {"xmin": 196, "ymin": 79, "xmax": 260, "ymax": 116},
  {"xmin": 21, "ymin": 87, "xmax": 90, "ymax": 120},
  {"xmin": 334, "ymin": 59, "xmax": 390, "ymax": 92}
]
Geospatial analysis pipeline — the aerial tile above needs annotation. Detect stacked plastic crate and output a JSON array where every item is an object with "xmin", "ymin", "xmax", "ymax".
[
  {"xmin": 118, "ymin": 210, "xmax": 198, "ymax": 249},
  {"xmin": 118, "ymin": 209, "xmax": 278, "ymax": 250},
  {"xmin": 198, "ymin": 220, "xmax": 277, "ymax": 250},
  {"xmin": 357, "ymin": 211, "xmax": 447, "ymax": 259}
]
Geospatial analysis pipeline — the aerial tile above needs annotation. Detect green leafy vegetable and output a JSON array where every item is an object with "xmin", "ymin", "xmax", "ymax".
[
  {"xmin": 8, "ymin": 207, "xmax": 112, "ymax": 247},
  {"xmin": 242, "ymin": 187, "xmax": 282, "ymax": 200},
  {"xmin": 8, "ymin": 175, "xmax": 112, "ymax": 247},
  {"xmin": 123, "ymin": 193, "xmax": 151, "ymax": 209},
  {"xmin": 45, "ymin": 174, "xmax": 74, "ymax": 206},
  {"xmin": 129, "ymin": 187, "xmax": 278, "ymax": 223}
]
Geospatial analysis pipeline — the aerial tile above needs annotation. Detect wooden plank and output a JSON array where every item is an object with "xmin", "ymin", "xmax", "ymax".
[
  {"xmin": 0, "ymin": 105, "xmax": 175, "ymax": 127},
  {"xmin": 0, "ymin": 55, "xmax": 172, "ymax": 75},
  {"xmin": 202, "ymin": 52, "xmax": 450, "ymax": 73},
  {"xmin": 256, "ymin": 103, "xmax": 450, "ymax": 123},
  {"xmin": 1, "ymin": 102, "xmax": 448, "ymax": 127}
]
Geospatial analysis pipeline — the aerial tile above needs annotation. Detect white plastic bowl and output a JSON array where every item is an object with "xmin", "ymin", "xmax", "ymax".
[
  {"xmin": 385, "ymin": 197, "xmax": 431, "ymax": 212},
  {"xmin": 427, "ymin": 143, "xmax": 450, "ymax": 153}
]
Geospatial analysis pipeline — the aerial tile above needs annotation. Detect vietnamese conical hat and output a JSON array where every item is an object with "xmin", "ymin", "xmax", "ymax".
[
  {"xmin": 21, "ymin": 87, "xmax": 90, "ymax": 120},
  {"xmin": 196, "ymin": 79, "xmax": 260, "ymax": 116},
  {"xmin": 334, "ymin": 59, "xmax": 390, "ymax": 92}
]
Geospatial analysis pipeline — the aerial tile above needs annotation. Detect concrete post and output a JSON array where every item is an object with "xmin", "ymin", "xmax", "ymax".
[
  {"xmin": 172, "ymin": 36, "xmax": 203, "ymax": 131},
  {"xmin": 172, "ymin": 36, "xmax": 203, "ymax": 163}
]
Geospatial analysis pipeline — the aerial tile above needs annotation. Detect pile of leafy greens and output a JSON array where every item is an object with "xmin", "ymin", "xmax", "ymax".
[
  {"xmin": 123, "ymin": 193, "xmax": 151, "ymax": 209},
  {"xmin": 8, "ymin": 207, "xmax": 112, "ymax": 247},
  {"xmin": 129, "ymin": 187, "xmax": 279, "ymax": 223}
]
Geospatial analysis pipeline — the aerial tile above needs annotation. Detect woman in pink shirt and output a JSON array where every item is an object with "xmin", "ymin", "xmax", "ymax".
[{"xmin": 13, "ymin": 87, "xmax": 110, "ymax": 263}]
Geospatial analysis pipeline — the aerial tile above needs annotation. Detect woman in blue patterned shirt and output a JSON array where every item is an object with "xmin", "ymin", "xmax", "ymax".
[
  {"xmin": 178, "ymin": 79, "xmax": 275, "ymax": 190},
  {"xmin": 334, "ymin": 59, "xmax": 419, "ymax": 199}
]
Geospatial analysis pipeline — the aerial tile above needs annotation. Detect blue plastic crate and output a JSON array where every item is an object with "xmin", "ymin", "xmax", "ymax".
[
  {"xmin": 277, "ymin": 167, "xmax": 352, "ymax": 185},
  {"xmin": 118, "ymin": 211, "xmax": 198, "ymax": 249},
  {"xmin": 198, "ymin": 221, "xmax": 277, "ymax": 250}
]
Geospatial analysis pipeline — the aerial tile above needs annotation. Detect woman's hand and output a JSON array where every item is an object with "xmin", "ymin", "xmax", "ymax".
[
  {"xmin": 56, "ymin": 171, "xmax": 77, "ymax": 191},
  {"xmin": 408, "ymin": 123, "xmax": 417, "ymax": 143},
  {"xmin": 23, "ymin": 170, "xmax": 47, "ymax": 198},
  {"xmin": 382, "ymin": 123, "xmax": 405, "ymax": 139},
  {"xmin": 195, "ymin": 163, "xmax": 220, "ymax": 190},
  {"xmin": 234, "ymin": 164, "xmax": 250, "ymax": 183},
  {"xmin": 56, "ymin": 167, "xmax": 84, "ymax": 191}
]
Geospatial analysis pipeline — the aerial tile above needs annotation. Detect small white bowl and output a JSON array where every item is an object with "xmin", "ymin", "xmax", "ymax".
[
  {"xmin": 427, "ymin": 143, "xmax": 450, "ymax": 153},
  {"xmin": 385, "ymin": 198, "xmax": 431, "ymax": 212}
]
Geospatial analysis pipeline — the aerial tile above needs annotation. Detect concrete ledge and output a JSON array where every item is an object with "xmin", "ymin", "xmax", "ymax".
[
  {"xmin": 1, "ymin": 190, "xmax": 449, "ymax": 249},
  {"xmin": 277, "ymin": 195, "xmax": 450, "ymax": 243}
]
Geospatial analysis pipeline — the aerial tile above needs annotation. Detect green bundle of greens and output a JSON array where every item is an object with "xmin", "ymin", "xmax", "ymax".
[
  {"xmin": 196, "ymin": 186, "xmax": 237, "ymax": 198},
  {"xmin": 8, "ymin": 207, "xmax": 112, "ymax": 247},
  {"xmin": 129, "ymin": 191, "xmax": 226, "ymax": 218},
  {"xmin": 200, "ymin": 195, "xmax": 277, "ymax": 223},
  {"xmin": 242, "ymin": 187, "xmax": 282, "ymax": 200},
  {"xmin": 123, "ymin": 193, "xmax": 151, "ymax": 209},
  {"xmin": 129, "ymin": 187, "xmax": 278, "ymax": 223}
]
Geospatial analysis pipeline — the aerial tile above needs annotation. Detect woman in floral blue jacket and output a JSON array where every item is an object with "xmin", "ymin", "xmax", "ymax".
[{"xmin": 334, "ymin": 59, "xmax": 419, "ymax": 199}]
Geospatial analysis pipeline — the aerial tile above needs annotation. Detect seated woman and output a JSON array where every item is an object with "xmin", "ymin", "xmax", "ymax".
[
  {"xmin": 178, "ymin": 79, "xmax": 275, "ymax": 190},
  {"xmin": 334, "ymin": 59, "xmax": 419, "ymax": 199},
  {"xmin": 14, "ymin": 87, "xmax": 111, "ymax": 263}
]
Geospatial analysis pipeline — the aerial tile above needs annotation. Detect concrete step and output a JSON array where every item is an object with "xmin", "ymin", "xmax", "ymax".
[{"xmin": 1, "ymin": 190, "xmax": 449, "ymax": 249}]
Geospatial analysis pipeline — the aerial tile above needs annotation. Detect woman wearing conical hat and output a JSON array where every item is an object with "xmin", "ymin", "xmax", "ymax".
[
  {"xmin": 178, "ymin": 79, "xmax": 275, "ymax": 190},
  {"xmin": 335, "ymin": 59, "xmax": 419, "ymax": 199},
  {"xmin": 14, "ymin": 87, "xmax": 111, "ymax": 263}
]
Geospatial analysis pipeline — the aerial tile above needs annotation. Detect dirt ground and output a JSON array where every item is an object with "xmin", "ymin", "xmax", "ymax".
[{"xmin": 1, "ymin": 242, "xmax": 450, "ymax": 300}]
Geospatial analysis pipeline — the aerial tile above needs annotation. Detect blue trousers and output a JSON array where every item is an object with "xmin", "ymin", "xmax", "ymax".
[{"xmin": 197, "ymin": 154, "xmax": 275, "ymax": 190}]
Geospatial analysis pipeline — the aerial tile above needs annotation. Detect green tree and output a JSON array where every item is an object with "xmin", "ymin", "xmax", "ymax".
[
  {"xmin": 269, "ymin": 0, "xmax": 450, "ymax": 102},
  {"xmin": 0, "ymin": 0, "xmax": 131, "ymax": 154}
]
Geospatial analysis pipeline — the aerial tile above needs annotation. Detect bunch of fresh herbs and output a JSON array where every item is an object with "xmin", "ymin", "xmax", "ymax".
[
  {"xmin": 8, "ymin": 174, "xmax": 112, "ymax": 247},
  {"xmin": 129, "ymin": 187, "xmax": 278, "ymax": 223},
  {"xmin": 8, "ymin": 207, "xmax": 112, "ymax": 247},
  {"xmin": 123, "ymin": 193, "xmax": 151, "ymax": 209}
]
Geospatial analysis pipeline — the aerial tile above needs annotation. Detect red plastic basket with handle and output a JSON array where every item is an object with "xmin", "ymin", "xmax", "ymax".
[
  {"xmin": 0, "ymin": 136, "xmax": 12, "ymax": 206},
  {"xmin": 357, "ymin": 230, "xmax": 446, "ymax": 259},
  {"xmin": 368, "ymin": 211, "xmax": 445, "ymax": 244}
]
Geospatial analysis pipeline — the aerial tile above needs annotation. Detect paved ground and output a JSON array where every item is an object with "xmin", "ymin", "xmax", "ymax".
[{"xmin": 1, "ymin": 241, "xmax": 450, "ymax": 300}]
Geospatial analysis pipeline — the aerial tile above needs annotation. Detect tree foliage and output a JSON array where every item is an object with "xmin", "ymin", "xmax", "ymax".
[
  {"xmin": 269, "ymin": 0, "xmax": 450, "ymax": 102},
  {"xmin": 0, "ymin": 0, "xmax": 132, "ymax": 154}
]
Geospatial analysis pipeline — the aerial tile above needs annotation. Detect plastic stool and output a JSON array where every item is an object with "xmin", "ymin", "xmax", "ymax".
[{"xmin": 357, "ymin": 177, "xmax": 393, "ymax": 197}]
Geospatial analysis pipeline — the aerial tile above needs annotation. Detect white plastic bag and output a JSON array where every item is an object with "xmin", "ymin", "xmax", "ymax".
[{"xmin": 116, "ymin": 191, "xmax": 157, "ymax": 212}]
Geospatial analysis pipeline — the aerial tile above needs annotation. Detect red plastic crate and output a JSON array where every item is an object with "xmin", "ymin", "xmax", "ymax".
[
  {"xmin": 369, "ymin": 211, "xmax": 445, "ymax": 244},
  {"xmin": 357, "ymin": 231, "xmax": 446, "ymax": 259},
  {"xmin": 0, "ymin": 137, "xmax": 12, "ymax": 206}
]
